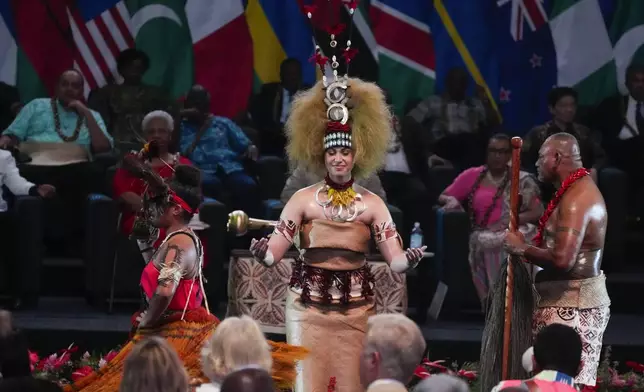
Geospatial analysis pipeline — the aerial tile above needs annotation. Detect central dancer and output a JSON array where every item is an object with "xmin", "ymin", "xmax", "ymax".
[{"xmin": 249, "ymin": 5, "xmax": 425, "ymax": 392}]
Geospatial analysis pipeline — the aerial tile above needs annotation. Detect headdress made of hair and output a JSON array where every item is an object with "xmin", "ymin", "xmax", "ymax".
[{"xmin": 286, "ymin": 0, "xmax": 391, "ymax": 179}]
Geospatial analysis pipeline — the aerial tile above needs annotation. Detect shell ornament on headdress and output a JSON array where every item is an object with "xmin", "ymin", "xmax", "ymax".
[{"xmin": 286, "ymin": 0, "xmax": 391, "ymax": 222}]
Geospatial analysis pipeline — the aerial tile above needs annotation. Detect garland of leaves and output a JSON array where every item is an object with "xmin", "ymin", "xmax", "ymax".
[
  {"xmin": 51, "ymin": 98, "xmax": 84, "ymax": 142},
  {"xmin": 465, "ymin": 166, "xmax": 510, "ymax": 230}
]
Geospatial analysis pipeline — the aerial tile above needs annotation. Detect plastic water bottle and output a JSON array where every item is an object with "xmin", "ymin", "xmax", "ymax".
[{"xmin": 410, "ymin": 222, "xmax": 424, "ymax": 249}]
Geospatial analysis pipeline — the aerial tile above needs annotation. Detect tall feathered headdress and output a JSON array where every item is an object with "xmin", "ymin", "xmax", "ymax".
[{"xmin": 286, "ymin": 0, "xmax": 391, "ymax": 179}]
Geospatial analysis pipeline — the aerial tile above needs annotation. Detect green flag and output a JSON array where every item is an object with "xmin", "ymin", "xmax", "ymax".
[
  {"xmin": 126, "ymin": 0, "xmax": 194, "ymax": 98},
  {"xmin": 550, "ymin": 0, "xmax": 644, "ymax": 106}
]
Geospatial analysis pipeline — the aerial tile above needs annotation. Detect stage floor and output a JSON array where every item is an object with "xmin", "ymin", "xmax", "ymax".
[{"xmin": 10, "ymin": 297, "xmax": 644, "ymax": 364}]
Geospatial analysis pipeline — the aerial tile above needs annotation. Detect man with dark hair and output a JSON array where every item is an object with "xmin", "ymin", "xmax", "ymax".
[
  {"xmin": 251, "ymin": 58, "xmax": 309, "ymax": 157},
  {"xmin": 220, "ymin": 367, "xmax": 274, "ymax": 392},
  {"xmin": 0, "ymin": 70, "xmax": 113, "ymax": 280},
  {"xmin": 180, "ymin": 84, "xmax": 261, "ymax": 217},
  {"xmin": 523, "ymin": 87, "xmax": 606, "ymax": 187},
  {"xmin": 492, "ymin": 323, "xmax": 582, "ymax": 391},
  {"xmin": 88, "ymin": 48, "xmax": 179, "ymax": 155},
  {"xmin": 408, "ymin": 67, "xmax": 499, "ymax": 171},
  {"xmin": 590, "ymin": 63, "xmax": 644, "ymax": 184}
]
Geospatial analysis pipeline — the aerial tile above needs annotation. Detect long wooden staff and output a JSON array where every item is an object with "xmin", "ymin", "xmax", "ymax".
[{"xmin": 502, "ymin": 136, "xmax": 523, "ymax": 380}]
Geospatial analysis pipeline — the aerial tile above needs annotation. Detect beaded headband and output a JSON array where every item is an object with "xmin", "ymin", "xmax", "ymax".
[{"xmin": 304, "ymin": 0, "xmax": 359, "ymax": 150}]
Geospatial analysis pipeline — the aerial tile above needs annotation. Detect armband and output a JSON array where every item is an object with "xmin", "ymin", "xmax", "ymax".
[
  {"xmin": 158, "ymin": 262, "xmax": 183, "ymax": 288},
  {"xmin": 157, "ymin": 244, "xmax": 185, "ymax": 290},
  {"xmin": 372, "ymin": 221, "xmax": 403, "ymax": 246},
  {"xmin": 273, "ymin": 219, "xmax": 299, "ymax": 243}
]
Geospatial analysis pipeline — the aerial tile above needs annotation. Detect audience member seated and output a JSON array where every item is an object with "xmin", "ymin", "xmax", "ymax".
[
  {"xmin": 180, "ymin": 85, "xmax": 261, "ymax": 217},
  {"xmin": 88, "ymin": 49, "xmax": 179, "ymax": 155},
  {"xmin": 437, "ymin": 134, "xmax": 542, "ymax": 309},
  {"xmin": 360, "ymin": 314, "xmax": 425, "ymax": 392},
  {"xmin": 113, "ymin": 110, "xmax": 191, "ymax": 259},
  {"xmin": 408, "ymin": 67, "xmax": 498, "ymax": 171},
  {"xmin": 119, "ymin": 337, "xmax": 189, "ymax": 392},
  {"xmin": 414, "ymin": 374, "xmax": 469, "ymax": 392},
  {"xmin": 380, "ymin": 93, "xmax": 433, "ymax": 244},
  {"xmin": 523, "ymin": 87, "xmax": 606, "ymax": 201},
  {"xmin": 0, "ymin": 149, "xmax": 55, "ymax": 309},
  {"xmin": 281, "ymin": 165, "xmax": 387, "ymax": 203},
  {"xmin": 590, "ymin": 63, "xmax": 644, "ymax": 184},
  {"xmin": 251, "ymin": 58, "xmax": 309, "ymax": 157},
  {"xmin": 0, "ymin": 69, "xmax": 113, "ymax": 255},
  {"xmin": 220, "ymin": 368, "xmax": 274, "ymax": 392},
  {"xmin": 198, "ymin": 316, "xmax": 272, "ymax": 392},
  {"xmin": 590, "ymin": 63, "xmax": 644, "ymax": 219},
  {"xmin": 492, "ymin": 323, "xmax": 582, "ymax": 391}
]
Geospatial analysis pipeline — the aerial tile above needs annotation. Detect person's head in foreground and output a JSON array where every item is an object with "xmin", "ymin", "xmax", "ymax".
[
  {"xmin": 220, "ymin": 367, "xmax": 274, "ymax": 392},
  {"xmin": 359, "ymin": 313, "xmax": 426, "ymax": 388},
  {"xmin": 119, "ymin": 336, "xmax": 189, "ymax": 392},
  {"xmin": 0, "ymin": 310, "xmax": 31, "ymax": 380},
  {"xmin": 531, "ymin": 323, "xmax": 582, "ymax": 377},
  {"xmin": 414, "ymin": 374, "xmax": 469, "ymax": 392},
  {"xmin": 200, "ymin": 316, "xmax": 272, "ymax": 385}
]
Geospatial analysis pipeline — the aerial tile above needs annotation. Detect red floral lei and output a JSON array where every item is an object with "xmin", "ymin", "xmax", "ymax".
[{"xmin": 533, "ymin": 168, "xmax": 590, "ymax": 247}]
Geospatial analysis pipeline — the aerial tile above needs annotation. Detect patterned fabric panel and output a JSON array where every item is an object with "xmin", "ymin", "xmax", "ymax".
[{"xmin": 226, "ymin": 256, "xmax": 407, "ymax": 333}]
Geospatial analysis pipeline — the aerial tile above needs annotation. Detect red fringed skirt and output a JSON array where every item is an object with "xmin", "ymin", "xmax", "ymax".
[{"xmin": 63, "ymin": 308, "xmax": 308, "ymax": 392}]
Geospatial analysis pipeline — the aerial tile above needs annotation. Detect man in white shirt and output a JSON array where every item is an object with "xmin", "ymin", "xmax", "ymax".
[
  {"xmin": 359, "ymin": 314, "xmax": 426, "ymax": 392},
  {"xmin": 592, "ymin": 63, "xmax": 644, "ymax": 184},
  {"xmin": 0, "ymin": 149, "xmax": 55, "ymax": 309}
]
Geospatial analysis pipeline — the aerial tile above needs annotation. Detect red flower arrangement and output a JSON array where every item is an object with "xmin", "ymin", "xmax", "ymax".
[
  {"xmin": 407, "ymin": 347, "xmax": 644, "ymax": 392},
  {"xmin": 29, "ymin": 343, "xmax": 120, "ymax": 386}
]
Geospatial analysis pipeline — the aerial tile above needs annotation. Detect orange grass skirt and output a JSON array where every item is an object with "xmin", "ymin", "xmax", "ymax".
[{"xmin": 63, "ymin": 308, "xmax": 308, "ymax": 392}]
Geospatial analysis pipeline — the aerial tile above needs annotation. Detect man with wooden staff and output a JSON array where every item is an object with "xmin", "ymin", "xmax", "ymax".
[{"xmin": 504, "ymin": 132, "xmax": 610, "ymax": 387}]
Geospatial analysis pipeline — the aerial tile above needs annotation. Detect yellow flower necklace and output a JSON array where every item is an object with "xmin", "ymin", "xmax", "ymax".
[{"xmin": 324, "ymin": 175, "xmax": 356, "ymax": 207}]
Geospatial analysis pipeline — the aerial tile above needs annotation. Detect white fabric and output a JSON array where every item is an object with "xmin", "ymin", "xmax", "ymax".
[
  {"xmin": 280, "ymin": 88, "xmax": 291, "ymax": 124},
  {"xmin": 0, "ymin": 149, "xmax": 35, "ymax": 212},
  {"xmin": 385, "ymin": 149, "xmax": 411, "ymax": 174},
  {"xmin": 618, "ymin": 95, "xmax": 640, "ymax": 140},
  {"xmin": 522, "ymin": 346, "xmax": 535, "ymax": 372},
  {"xmin": 195, "ymin": 382, "xmax": 220, "ymax": 392},
  {"xmin": 550, "ymin": 0, "xmax": 613, "ymax": 88},
  {"xmin": 390, "ymin": 255, "xmax": 409, "ymax": 273},
  {"xmin": 20, "ymin": 142, "xmax": 88, "ymax": 166},
  {"xmin": 368, "ymin": 379, "xmax": 406, "ymax": 390}
]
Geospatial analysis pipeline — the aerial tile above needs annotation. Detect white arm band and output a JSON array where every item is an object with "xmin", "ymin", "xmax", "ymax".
[
  {"xmin": 390, "ymin": 254, "xmax": 409, "ymax": 273},
  {"xmin": 261, "ymin": 250, "xmax": 275, "ymax": 267}
]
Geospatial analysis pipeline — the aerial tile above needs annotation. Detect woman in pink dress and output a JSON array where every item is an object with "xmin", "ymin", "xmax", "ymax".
[{"xmin": 437, "ymin": 134, "xmax": 543, "ymax": 308}]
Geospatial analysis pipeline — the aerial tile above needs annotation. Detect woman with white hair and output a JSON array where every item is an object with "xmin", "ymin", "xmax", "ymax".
[
  {"xmin": 112, "ymin": 110, "xmax": 191, "ymax": 253},
  {"xmin": 197, "ymin": 316, "xmax": 273, "ymax": 392}
]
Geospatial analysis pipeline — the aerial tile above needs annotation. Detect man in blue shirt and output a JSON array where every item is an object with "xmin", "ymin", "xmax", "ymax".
[
  {"xmin": 0, "ymin": 69, "xmax": 113, "ymax": 257},
  {"xmin": 180, "ymin": 85, "xmax": 261, "ymax": 217}
]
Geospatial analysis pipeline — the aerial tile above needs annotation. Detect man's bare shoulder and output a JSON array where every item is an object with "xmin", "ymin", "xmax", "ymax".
[{"xmin": 560, "ymin": 177, "xmax": 605, "ymax": 210}]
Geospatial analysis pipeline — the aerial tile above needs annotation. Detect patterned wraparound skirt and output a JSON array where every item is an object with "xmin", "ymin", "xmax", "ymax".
[
  {"xmin": 286, "ymin": 290, "xmax": 375, "ymax": 392},
  {"xmin": 64, "ymin": 308, "xmax": 308, "ymax": 392},
  {"xmin": 533, "ymin": 306, "xmax": 610, "ymax": 386}
]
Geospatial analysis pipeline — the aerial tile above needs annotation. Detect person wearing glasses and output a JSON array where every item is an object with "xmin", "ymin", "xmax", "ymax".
[{"xmin": 437, "ymin": 133, "xmax": 542, "ymax": 308}]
